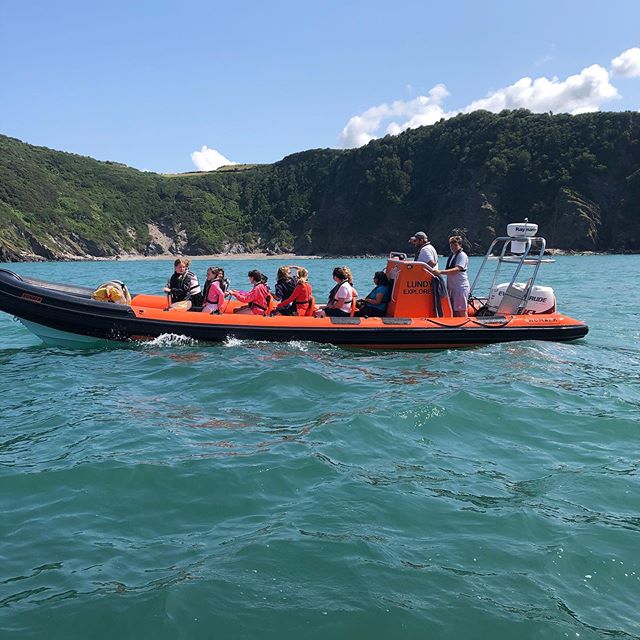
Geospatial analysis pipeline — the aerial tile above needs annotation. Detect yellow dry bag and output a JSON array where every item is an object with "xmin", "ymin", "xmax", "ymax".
[{"xmin": 92, "ymin": 280, "xmax": 132, "ymax": 305}]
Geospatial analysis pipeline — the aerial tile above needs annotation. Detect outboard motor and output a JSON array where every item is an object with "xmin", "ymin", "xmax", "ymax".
[{"xmin": 487, "ymin": 283, "xmax": 556, "ymax": 314}]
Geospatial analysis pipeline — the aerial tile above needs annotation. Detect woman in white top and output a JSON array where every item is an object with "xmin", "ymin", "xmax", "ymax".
[{"xmin": 315, "ymin": 266, "xmax": 357, "ymax": 317}]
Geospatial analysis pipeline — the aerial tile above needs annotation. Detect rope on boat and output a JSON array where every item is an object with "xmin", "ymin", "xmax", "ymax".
[
  {"xmin": 424, "ymin": 318, "xmax": 472, "ymax": 328},
  {"xmin": 470, "ymin": 316, "xmax": 513, "ymax": 328}
]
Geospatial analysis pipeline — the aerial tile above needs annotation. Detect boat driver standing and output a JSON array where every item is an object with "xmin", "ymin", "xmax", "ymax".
[
  {"xmin": 432, "ymin": 235, "xmax": 470, "ymax": 317},
  {"xmin": 410, "ymin": 231, "xmax": 439, "ymax": 269}
]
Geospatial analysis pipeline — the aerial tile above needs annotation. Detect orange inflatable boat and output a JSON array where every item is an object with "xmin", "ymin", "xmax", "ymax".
[{"xmin": 0, "ymin": 222, "xmax": 588, "ymax": 349}]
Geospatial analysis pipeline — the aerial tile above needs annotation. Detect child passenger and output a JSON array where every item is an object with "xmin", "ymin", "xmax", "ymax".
[
  {"xmin": 216, "ymin": 267, "xmax": 230, "ymax": 293},
  {"xmin": 201, "ymin": 267, "xmax": 226, "ymax": 314},
  {"xmin": 274, "ymin": 267, "xmax": 313, "ymax": 316},
  {"xmin": 164, "ymin": 257, "xmax": 203, "ymax": 308},
  {"xmin": 273, "ymin": 266, "xmax": 298, "ymax": 315},
  {"xmin": 228, "ymin": 270, "xmax": 271, "ymax": 315},
  {"xmin": 315, "ymin": 266, "xmax": 357, "ymax": 318}
]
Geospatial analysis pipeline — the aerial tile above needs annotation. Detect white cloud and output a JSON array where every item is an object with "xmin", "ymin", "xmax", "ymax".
[
  {"xmin": 338, "ymin": 84, "xmax": 451, "ymax": 148},
  {"xmin": 463, "ymin": 64, "xmax": 618, "ymax": 115},
  {"xmin": 339, "ymin": 57, "xmax": 627, "ymax": 149},
  {"xmin": 611, "ymin": 47, "xmax": 640, "ymax": 77},
  {"xmin": 191, "ymin": 146, "xmax": 236, "ymax": 171}
]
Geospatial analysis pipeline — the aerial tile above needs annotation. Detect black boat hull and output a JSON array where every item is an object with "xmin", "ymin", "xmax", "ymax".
[{"xmin": 0, "ymin": 269, "xmax": 589, "ymax": 349}]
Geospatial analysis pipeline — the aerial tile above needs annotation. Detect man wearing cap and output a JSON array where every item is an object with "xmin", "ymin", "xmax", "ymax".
[{"xmin": 409, "ymin": 232, "xmax": 439, "ymax": 269}]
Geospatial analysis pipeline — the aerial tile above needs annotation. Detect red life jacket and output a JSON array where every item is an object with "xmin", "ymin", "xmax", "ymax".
[
  {"xmin": 294, "ymin": 282, "xmax": 313, "ymax": 315},
  {"xmin": 248, "ymin": 283, "xmax": 271, "ymax": 315}
]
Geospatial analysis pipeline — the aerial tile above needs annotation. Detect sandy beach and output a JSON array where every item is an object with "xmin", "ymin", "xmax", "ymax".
[{"xmin": 110, "ymin": 252, "xmax": 323, "ymax": 263}]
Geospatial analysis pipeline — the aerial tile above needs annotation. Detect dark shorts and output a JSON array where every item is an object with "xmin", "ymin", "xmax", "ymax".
[
  {"xmin": 277, "ymin": 305, "xmax": 296, "ymax": 316},
  {"xmin": 324, "ymin": 308, "xmax": 350, "ymax": 317},
  {"xmin": 355, "ymin": 304, "xmax": 386, "ymax": 317},
  {"xmin": 190, "ymin": 293, "xmax": 204, "ymax": 307}
]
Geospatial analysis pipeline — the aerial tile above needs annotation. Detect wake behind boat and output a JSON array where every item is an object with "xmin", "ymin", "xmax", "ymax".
[{"xmin": 0, "ymin": 223, "xmax": 588, "ymax": 349}]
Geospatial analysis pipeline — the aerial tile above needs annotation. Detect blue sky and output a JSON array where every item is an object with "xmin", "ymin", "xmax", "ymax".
[{"xmin": 1, "ymin": 0, "xmax": 639, "ymax": 173}]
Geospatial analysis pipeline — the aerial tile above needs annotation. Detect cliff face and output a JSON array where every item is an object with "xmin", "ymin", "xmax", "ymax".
[
  {"xmin": 1, "ymin": 109, "xmax": 640, "ymax": 262},
  {"xmin": 551, "ymin": 188, "xmax": 602, "ymax": 250},
  {"xmin": 294, "ymin": 110, "xmax": 640, "ymax": 255}
]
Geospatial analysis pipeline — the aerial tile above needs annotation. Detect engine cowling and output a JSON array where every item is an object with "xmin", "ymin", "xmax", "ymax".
[{"xmin": 487, "ymin": 283, "xmax": 556, "ymax": 314}]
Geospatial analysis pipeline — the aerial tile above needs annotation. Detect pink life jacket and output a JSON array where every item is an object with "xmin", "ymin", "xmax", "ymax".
[
  {"xmin": 234, "ymin": 282, "xmax": 271, "ymax": 315},
  {"xmin": 249, "ymin": 283, "xmax": 270, "ymax": 315},
  {"xmin": 206, "ymin": 280, "xmax": 225, "ymax": 307}
]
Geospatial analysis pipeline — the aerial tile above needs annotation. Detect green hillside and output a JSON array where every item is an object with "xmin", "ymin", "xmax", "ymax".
[{"xmin": 1, "ymin": 109, "xmax": 639, "ymax": 261}]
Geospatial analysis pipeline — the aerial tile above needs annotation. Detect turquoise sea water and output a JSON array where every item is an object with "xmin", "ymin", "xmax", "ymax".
[{"xmin": 1, "ymin": 255, "xmax": 639, "ymax": 639}]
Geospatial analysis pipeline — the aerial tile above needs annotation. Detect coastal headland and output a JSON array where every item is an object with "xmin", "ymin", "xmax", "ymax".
[{"xmin": 2, "ymin": 110, "xmax": 639, "ymax": 263}]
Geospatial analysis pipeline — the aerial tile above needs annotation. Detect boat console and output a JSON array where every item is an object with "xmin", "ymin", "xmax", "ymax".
[{"xmin": 384, "ymin": 258, "xmax": 452, "ymax": 318}]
